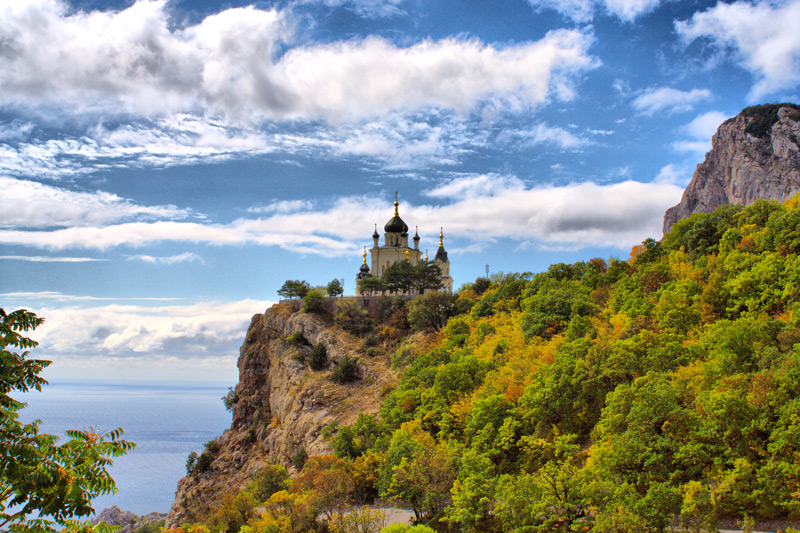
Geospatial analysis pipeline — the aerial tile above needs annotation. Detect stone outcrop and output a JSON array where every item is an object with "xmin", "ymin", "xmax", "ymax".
[
  {"xmin": 165, "ymin": 304, "xmax": 396, "ymax": 527},
  {"xmin": 663, "ymin": 104, "xmax": 800, "ymax": 234},
  {"xmin": 93, "ymin": 506, "xmax": 166, "ymax": 532}
]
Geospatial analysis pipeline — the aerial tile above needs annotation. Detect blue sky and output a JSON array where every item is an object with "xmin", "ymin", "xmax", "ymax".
[{"xmin": 1, "ymin": 0, "xmax": 798, "ymax": 381}]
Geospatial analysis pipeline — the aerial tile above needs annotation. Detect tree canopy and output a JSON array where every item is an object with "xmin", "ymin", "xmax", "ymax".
[{"xmin": 0, "ymin": 309, "xmax": 134, "ymax": 532}]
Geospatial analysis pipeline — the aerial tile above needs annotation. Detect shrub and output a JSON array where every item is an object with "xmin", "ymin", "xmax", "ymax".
[
  {"xmin": 334, "ymin": 299, "xmax": 372, "ymax": 334},
  {"xmin": 302, "ymin": 288, "xmax": 327, "ymax": 314},
  {"xmin": 285, "ymin": 331, "xmax": 307, "ymax": 346},
  {"xmin": 195, "ymin": 450, "xmax": 215, "ymax": 474},
  {"xmin": 309, "ymin": 343, "xmax": 328, "ymax": 371},
  {"xmin": 293, "ymin": 447, "xmax": 308, "ymax": 470},
  {"xmin": 185, "ymin": 451, "xmax": 198, "ymax": 475},
  {"xmin": 473, "ymin": 277, "xmax": 491, "ymax": 295},
  {"xmin": 221, "ymin": 386, "xmax": 238, "ymax": 411},
  {"xmin": 332, "ymin": 354, "xmax": 360, "ymax": 383}
]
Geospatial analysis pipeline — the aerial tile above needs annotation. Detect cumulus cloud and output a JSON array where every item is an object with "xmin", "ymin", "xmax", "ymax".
[
  {"xmin": 672, "ymin": 110, "xmax": 729, "ymax": 153},
  {"xmin": 527, "ymin": 0, "xmax": 661, "ymax": 22},
  {"xmin": 0, "ymin": 1, "xmax": 595, "ymax": 122},
  {"xmin": 632, "ymin": 87, "xmax": 712, "ymax": 116},
  {"xmin": 676, "ymin": 0, "xmax": 800, "ymax": 100},
  {"xmin": 0, "ymin": 176, "xmax": 683, "ymax": 253},
  {"xmin": 0, "ymin": 176, "xmax": 190, "ymax": 228},
  {"xmin": 26, "ymin": 299, "xmax": 272, "ymax": 361}
]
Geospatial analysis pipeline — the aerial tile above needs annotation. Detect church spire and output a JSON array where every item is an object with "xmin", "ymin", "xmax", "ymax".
[{"xmin": 394, "ymin": 191, "xmax": 399, "ymax": 217}]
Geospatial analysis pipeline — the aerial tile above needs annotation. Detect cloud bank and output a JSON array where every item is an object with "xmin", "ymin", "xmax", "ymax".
[
  {"xmin": 0, "ymin": 1, "xmax": 595, "ymax": 122},
  {"xmin": 0, "ymin": 175, "xmax": 683, "ymax": 254}
]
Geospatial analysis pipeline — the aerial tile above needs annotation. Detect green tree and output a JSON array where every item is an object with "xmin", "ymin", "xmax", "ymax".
[
  {"xmin": 414, "ymin": 260, "xmax": 443, "ymax": 294},
  {"xmin": 358, "ymin": 276, "xmax": 387, "ymax": 296},
  {"xmin": 383, "ymin": 261, "xmax": 417, "ymax": 294},
  {"xmin": 327, "ymin": 279, "xmax": 344, "ymax": 298},
  {"xmin": 0, "ymin": 309, "xmax": 134, "ymax": 531},
  {"xmin": 407, "ymin": 291, "xmax": 456, "ymax": 332},
  {"xmin": 278, "ymin": 280, "xmax": 312, "ymax": 300}
]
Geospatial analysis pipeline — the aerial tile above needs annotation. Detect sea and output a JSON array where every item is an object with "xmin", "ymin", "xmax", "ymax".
[{"xmin": 14, "ymin": 379, "xmax": 233, "ymax": 516}]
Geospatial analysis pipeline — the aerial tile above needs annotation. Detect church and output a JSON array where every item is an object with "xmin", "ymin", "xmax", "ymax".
[{"xmin": 356, "ymin": 196, "xmax": 453, "ymax": 294}]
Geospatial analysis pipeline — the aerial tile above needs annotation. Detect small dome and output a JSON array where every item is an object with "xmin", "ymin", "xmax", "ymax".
[{"xmin": 360, "ymin": 262, "xmax": 370, "ymax": 273}]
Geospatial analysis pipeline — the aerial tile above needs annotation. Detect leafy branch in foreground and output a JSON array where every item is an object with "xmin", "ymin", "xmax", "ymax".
[{"xmin": 0, "ymin": 308, "xmax": 135, "ymax": 532}]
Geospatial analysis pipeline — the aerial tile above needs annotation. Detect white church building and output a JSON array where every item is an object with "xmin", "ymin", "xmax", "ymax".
[{"xmin": 357, "ymin": 196, "xmax": 453, "ymax": 294}]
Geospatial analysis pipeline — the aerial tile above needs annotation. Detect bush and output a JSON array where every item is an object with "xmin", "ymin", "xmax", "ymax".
[
  {"xmin": 246, "ymin": 464, "xmax": 289, "ymax": 501},
  {"xmin": 221, "ymin": 386, "xmax": 237, "ymax": 411},
  {"xmin": 285, "ymin": 331, "xmax": 307, "ymax": 346},
  {"xmin": 332, "ymin": 354, "xmax": 360, "ymax": 383},
  {"xmin": 473, "ymin": 277, "xmax": 491, "ymax": 295},
  {"xmin": 302, "ymin": 288, "xmax": 327, "ymax": 314},
  {"xmin": 334, "ymin": 299, "xmax": 372, "ymax": 334},
  {"xmin": 293, "ymin": 447, "xmax": 308, "ymax": 470},
  {"xmin": 185, "ymin": 451, "xmax": 198, "ymax": 475},
  {"xmin": 407, "ymin": 291, "xmax": 457, "ymax": 332},
  {"xmin": 194, "ymin": 450, "xmax": 215, "ymax": 474},
  {"xmin": 309, "ymin": 343, "xmax": 328, "ymax": 371}
]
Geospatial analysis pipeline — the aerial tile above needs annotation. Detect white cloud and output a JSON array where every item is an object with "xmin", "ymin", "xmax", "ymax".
[
  {"xmin": 127, "ymin": 252, "xmax": 204, "ymax": 264},
  {"xmin": 683, "ymin": 110, "xmax": 729, "ymax": 140},
  {"xmin": 22, "ymin": 300, "xmax": 272, "ymax": 369},
  {"xmin": 1, "ymin": 291, "xmax": 178, "ymax": 302},
  {"xmin": 427, "ymin": 174, "xmax": 525, "ymax": 198},
  {"xmin": 672, "ymin": 110, "xmax": 729, "ymax": 153},
  {"xmin": 315, "ymin": 0, "xmax": 405, "ymax": 18},
  {"xmin": 676, "ymin": 0, "xmax": 800, "ymax": 100},
  {"xmin": 0, "ymin": 255, "xmax": 106, "ymax": 262},
  {"xmin": 632, "ymin": 87, "xmax": 712, "ymax": 116},
  {"xmin": 529, "ymin": 123, "xmax": 584, "ymax": 148},
  {"xmin": 0, "ymin": 2, "xmax": 595, "ymax": 122},
  {"xmin": 247, "ymin": 200, "xmax": 314, "ymax": 214},
  {"xmin": 526, "ymin": 0, "xmax": 661, "ymax": 22},
  {"xmin": 0, "ymin": 176, "xmax": 190, "ymax": 228},
  {"xmin": 653, "ymin": 164, "xmax": 690, "ymax": 186},
  {"xmin": 0, "ymin": 177, "xmax": 682, "ymax": 253}
]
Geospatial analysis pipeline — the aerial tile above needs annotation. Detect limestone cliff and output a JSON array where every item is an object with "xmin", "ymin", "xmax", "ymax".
[
  {"xmin": 663, "ymin": 104, "xmax": 800, "ymax": 234},
  {"xmin": 165, "ymin": 304, "xmax": 396, "ymax": 527}
]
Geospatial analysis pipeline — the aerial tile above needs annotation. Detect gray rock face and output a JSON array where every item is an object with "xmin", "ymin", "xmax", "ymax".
[
  {"xmin": 165, "ymin": 304, "xmax": 396, "ymax": 527},
  {"xmin": 663, "ymin": 105, "xmax": 800, "ymax": 234}
]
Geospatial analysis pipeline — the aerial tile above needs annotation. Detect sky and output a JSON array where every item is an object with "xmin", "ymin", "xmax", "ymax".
[{"xmin": 1, "ymin": 0, "xmax": 799, "ymax": 382}]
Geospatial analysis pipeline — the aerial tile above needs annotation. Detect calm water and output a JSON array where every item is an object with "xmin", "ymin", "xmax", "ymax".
[{"xmin": 15, "ymin": 379, "xmax": 233, "ymax": 515}]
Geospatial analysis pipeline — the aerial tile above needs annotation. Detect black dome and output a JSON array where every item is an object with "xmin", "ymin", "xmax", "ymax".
[
  {"xmin": 384, "ymin": 215, "xmax": 408, "ymax": 233},
  {"xmin": 360, "ymin": 262, "xmax": 370, "ymax": 273}
]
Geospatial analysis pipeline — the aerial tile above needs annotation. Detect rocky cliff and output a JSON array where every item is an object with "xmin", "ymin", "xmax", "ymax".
[
  {"xmin": 663, "ymin": 104, "xmax": 800, "ymax": 234},
  {"xmin": 165, "ymin": 303, "xmax": 397, "ymax": 527}
]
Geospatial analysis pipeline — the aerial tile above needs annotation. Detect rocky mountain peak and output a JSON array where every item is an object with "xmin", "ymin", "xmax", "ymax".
[{"xmin": 663, "ymin": 103, "xmax": 800, "ymax": 234}]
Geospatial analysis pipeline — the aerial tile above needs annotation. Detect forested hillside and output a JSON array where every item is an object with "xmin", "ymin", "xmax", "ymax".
[{"xmin": 168, "ymin": 194, "xmax": 800, "ymax": 533}]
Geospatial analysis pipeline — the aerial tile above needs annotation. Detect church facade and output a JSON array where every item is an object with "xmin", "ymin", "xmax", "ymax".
[{"xmin": 357, "ymin": 197, "xmax": 453, "ymax": 294}]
